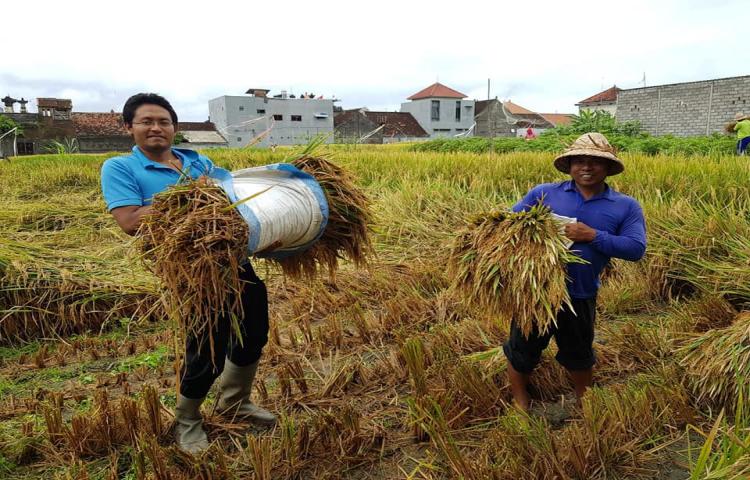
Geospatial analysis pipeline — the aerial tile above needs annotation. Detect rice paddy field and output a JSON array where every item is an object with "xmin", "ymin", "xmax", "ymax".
[{"xmin": 1, "ymin": 144, "xmax": 749, "ymax": 479}]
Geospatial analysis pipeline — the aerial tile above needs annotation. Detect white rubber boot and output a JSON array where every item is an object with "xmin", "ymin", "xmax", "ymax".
[
  {"xmin": 217, "ymin": 359, "xmax": 277, "ymax": 426},
  {"xmin": 174, "ymin": 394, "xmax": 209, "ymax": 454}
]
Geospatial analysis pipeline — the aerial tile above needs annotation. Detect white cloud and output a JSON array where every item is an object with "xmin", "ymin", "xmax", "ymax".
[{"xmin": 2, "ymin": 0, "xmax": 746, "ymax": 118}]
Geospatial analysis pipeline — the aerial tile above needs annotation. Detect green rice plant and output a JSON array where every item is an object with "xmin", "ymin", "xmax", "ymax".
[{"xmin": 688, "ymin": 385, "xmax": 750, "ymax": 479}]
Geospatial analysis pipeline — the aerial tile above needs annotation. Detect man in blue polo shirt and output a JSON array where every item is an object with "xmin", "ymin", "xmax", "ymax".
[
  {"xmin": 502, "ymin": 132, "xmax": 646, "ymax": 411},
  {"xmin": 101, "ymin": 93, "xmax": 276, "ymax": 454}
]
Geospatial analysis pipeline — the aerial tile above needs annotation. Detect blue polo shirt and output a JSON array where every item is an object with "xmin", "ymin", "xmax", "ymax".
[
  {"xmin": 512, "ymin": 180, "xmax": 646, "ymax": 299},
  {"xmin": 101, "ymin": 146, "xmax": 216, "ymax": 211}
]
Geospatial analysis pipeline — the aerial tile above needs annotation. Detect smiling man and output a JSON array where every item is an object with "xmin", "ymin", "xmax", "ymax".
[
  {"xmin": 100, "ymin": 93, "xmax": 276, "ymax": 454},
  {"xmin": 502, "ymin": 132, "xmax": 647, "ymax": 411}
]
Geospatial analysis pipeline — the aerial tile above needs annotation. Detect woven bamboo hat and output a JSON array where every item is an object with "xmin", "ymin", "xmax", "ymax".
[
  {"xmin": 735, "ymin": 112, "xmax": 750, "ymax": 121},
  {"xmin": 553, "ymin": 132, "xmax": 624, "ymax": 176}
]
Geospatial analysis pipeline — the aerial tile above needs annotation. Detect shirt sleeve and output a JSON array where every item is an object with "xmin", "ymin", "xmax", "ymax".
[
  {"xmin": 196, "ymin": 154, "xmax": 216, "ymax": 176},
  {"xmin": 590, "ymin": 199, "xmax": 647, "ymax": 261},
  {"xmin": 101, "ymin": 159, "xmax": 144, "ymax": 211},
  {"xmin": 512, "ymin": 185, "xmax": 543, "ymax": 213}
]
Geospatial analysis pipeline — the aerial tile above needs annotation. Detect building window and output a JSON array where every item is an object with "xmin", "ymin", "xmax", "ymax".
[
  {"xmin": 455, "ymin": 101, "xmax": 461, "ymax": 122},
  {"xmin": 291, "ymin": 115, "xmax": 302, "ymax": 122},
  {"xmin": 431, "ymin": 100, "xmax": 440, "ymax": 121},
  {"xmin": 237, "ymin": 137, "xmax": 242, "ymax": 142},
  {"xmin": 273, "ymin": 114, "xmax": 283, "ymax": 121},
  {"xmin": 239, "ymin": 106, "xmax": 245, "ymax": 111},
  {"xmin": 257, "ymin": 109, "xmax": 266, "ymax": 114},
  {"xmin": 17, "ymin": 141, "xmax": 34, "ymax": 154}
]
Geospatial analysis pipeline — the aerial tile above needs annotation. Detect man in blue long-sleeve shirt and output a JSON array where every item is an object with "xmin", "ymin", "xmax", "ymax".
[{"xmin": 502, "ymin": 132, "xmax": 647, "ymax": 411}]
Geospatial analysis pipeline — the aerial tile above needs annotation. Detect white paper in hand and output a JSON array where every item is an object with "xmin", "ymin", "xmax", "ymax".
[{"xmin": 551, "ymin": 213, "xmax": 576, "ymax": 248}]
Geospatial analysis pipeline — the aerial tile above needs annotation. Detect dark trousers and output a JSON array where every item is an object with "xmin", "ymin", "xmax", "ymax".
[
  {"xmin": 738, "ymin": 137, "xmax": 750, "ymax": 155},
  {"xmin": 502, "ymin": 297, "xmax": 597, "ymax": 374},
  {"xmin": 179, "ymin": 263, "xmax": 269, "ymax": 399}
]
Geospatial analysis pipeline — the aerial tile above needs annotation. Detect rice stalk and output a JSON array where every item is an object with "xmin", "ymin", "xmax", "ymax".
[
  {"xmin": 137, "ymin": 179, "xmax": 249, "ymax": 358},
  {"xmin": 272, "ymin": 155, "xmax": 373, "ymax": 278},
  {"xmin": 678, "ymin": 312, "xmax": 750, "ymax": 409},
  {"xmin": 449, "ymin": 203, "xmax": 586, "ymax": 338}
]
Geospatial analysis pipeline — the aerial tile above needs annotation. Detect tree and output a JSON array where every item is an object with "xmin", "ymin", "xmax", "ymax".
[
  {"xmin": 554, "ymin": 110, "xmax": 642, "ymax": 137},
  {"xmin": 0, "ymin": 115, "xmax": 22, "ymax": 135}
]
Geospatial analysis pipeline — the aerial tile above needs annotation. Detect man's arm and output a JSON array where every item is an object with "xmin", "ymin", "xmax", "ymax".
[
  {"xmin": 111, "ymin": 205, "xmax": 154, "ymax": 236},
  {"xmin": 580, "ymin": 201, "xmax": 647, "ymax": 261},
  {"xmin": 511, "ymin": 185, "xmax": 543, "ymax": 213}
]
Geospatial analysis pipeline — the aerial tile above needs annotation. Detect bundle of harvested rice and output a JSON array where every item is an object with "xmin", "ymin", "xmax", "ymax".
[
  {"xmin": 0, "ymin": 239, "xmax": 159, "ymax": 344},
  {"xmin": 138, "ymin": 179, "xmax": 249, "ymax": 351},
  {"xmin": 726, "ymin": 121, "xmax": 737, "ymax": 134},
  {"xmin": 138, "ymin": 155, "xmax": 372, "ymax": 351},
  {"xmin": 449, "ymin": 203, "xmax": 585, "ymax": 338},
  {"xmin": 678, "ymin": 312, "xmax": 750, "ymax": 409},
  {"xmin": 272, "ymin": 155, "xmax": 373, "ymax": 279}
]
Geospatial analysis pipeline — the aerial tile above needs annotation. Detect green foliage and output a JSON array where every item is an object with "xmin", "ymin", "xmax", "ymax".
[
  {"xmin": 0, "ymin": 115, "xmax": 22, "ymax": 135},
  {"xmin": 44, "ymin": 138, "xmax": 79, "ymax": 154},
  {"xmin": 173, "ymin": 131, "xmax": 185, "ymax": 145},
  {"xmin": 412, "ymin": 132, "xmax": 736, "ymax": 157},
  {"xmin": 556, "ymin": 110, "xmax": 643, "ymax": 136}
]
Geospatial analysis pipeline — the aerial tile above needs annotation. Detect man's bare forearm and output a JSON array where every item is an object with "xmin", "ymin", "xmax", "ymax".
[{"xmin": 111, "ymin": 205, "xmax": 154, "ymax": 236}]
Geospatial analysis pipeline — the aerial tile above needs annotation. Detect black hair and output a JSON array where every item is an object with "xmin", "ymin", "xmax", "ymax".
[{"xmin": 122, "ymin": 93, "xmax": 178, "ymax": 126}]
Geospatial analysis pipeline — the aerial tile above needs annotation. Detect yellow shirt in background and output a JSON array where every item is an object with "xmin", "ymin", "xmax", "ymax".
[{"xmin": 734, "ymin": 119, "xmax": 750, "ymax": 140}]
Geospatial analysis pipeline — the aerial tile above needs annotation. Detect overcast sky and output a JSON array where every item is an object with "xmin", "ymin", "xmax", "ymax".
[{"xmin": 2, "ymin": 0, "xmax": 745, "ymax": 120}]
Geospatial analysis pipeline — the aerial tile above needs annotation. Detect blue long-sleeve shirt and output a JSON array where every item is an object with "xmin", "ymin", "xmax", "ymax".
[{"xmin": 512, "ymin": 180, "xmax": 647, "ymax": 299}]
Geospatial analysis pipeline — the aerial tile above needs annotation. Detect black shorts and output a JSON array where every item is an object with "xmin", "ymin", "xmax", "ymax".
[{"xmin": 502, "ymin": 297, "xmax": 596, "ymax": 374}]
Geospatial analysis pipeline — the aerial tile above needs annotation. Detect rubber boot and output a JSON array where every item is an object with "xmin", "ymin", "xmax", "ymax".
[
  {"xmin": 174, "ymin": 394, "xmax": 209, "ymax": 454},
  {"xmin": 217, "ymin": 359, "xmax": 277, "ymax": 426}
]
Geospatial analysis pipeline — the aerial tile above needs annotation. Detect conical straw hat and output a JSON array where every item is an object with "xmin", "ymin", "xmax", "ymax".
[{"xmin": 553, "ymin": 132, "xmax": 624, "ymax": 175}]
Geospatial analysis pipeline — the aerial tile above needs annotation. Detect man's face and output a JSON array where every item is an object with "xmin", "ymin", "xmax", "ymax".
[
  {"xmin": 569, "ymin": 156, "xmax": 608, "ymax": 188},
  {"xmin": 127, "ymin": 104, "xmax": 175, "ymax": 153}
]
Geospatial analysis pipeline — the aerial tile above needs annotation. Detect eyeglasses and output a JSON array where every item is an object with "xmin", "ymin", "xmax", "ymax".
[{"xmin": 132, "ymin": 119, "xmax": 174, "ymax": 128}]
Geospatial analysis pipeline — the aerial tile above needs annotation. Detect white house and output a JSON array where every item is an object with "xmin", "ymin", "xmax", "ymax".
[
  {"xmin": 208, "ymin": 88, "xmax": 334, "ymax": 147},
  {"xmin": 400, "ymin": 82, "xmax": 475, "ymax": 138}
]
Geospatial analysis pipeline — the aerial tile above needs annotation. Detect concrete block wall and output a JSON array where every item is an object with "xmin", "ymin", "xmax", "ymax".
[{"xmin": 616, "ymin": 76, "xmax": 750, "ymax": 137}]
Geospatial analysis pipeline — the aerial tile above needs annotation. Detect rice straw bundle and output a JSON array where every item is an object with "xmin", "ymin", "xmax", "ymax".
[
  {"xmin": 272, "ymin": 155, "xmax": 373, "ymax": 279},
  {"xmin": 0, "ymin": 239, "xmax": 159, "ymax": 344},
  {"xmin": 449, "ymin": 203, "xmax": 586, "ymax": 338},
  {"xmin": 726, "ymin": 121, "xmax": 737, "ymax": 134},
  {"xmin": 137, "ymin": 179, "xmax": 249, "ymax": 353},
  {"xmin": 678, "ymin": 312, "xmax": 750, "ymax": 409}
]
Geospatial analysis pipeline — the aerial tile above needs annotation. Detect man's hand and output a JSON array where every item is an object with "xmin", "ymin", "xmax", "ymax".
[{"xmin": 564, "ymin": 222, "xmax": 597, "ymax": 243}]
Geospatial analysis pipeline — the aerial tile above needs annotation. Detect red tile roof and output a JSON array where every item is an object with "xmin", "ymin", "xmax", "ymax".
[
  {"xmin": 407, "ymin": 82, "xmax": 467, "ymax": 100},
  {"xmin": 364, "ymin": 111, "xmax": 428, "ymax": 137},
  {"xmin": 576, "ymin": 86, "xmax": 620, "ymax": 105},
  {"xmin": 71, "ymin": 112, "xmax": 127, "ymax": 136},
  {"xmin": 503, "ymin": 100, "xmax": 536, "ymax": 115},
  {"xmin": 178, "ymin": 121, "xmax": 218, "ymax": 132},
  {"xmin": 71, "ymin": 114, "xmax": 218, "ymax": 137},
  {"xmin": 540, "ymin": 113, "xmax": 574, "ymax": 126},
  {"xmin": 37, "ymin": 98, "xmax": 72, "ymax": 109},
  {"xmin": 335, "ymin": 109, "xmax": 428, "ymax": 138}
]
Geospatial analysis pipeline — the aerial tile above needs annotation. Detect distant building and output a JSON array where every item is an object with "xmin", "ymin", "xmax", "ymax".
[
  {"xmin": 576, "ymin": 86, "xmax": 620, "ymax": 116},
  {"xmin": 334, "ymin": 109, "xmax": 428, "ymax": 143},
  {"xmin": 615, "ymin": 75, "xmax": 750, "ymax": 137},
  {"xmin": 578, "ymin": 76, "xmax": 750, "ymax": 136},
  {"xmin": 0, "ymin": 97, "xmax": 226, "ymax": 156},
  {"xmin": 539, "ymin": 113, "xmax": 574, "ymax": 128},
  {"xmin": 175, "ymin": 122, "xmax": 229, "ymax": 150},
  {"xmin": 208, "ymin": 88, "xmax": 334, "ymax": 147},
  {"xmin": 474, "ymin": 99, "xmax": 514, "ymax": 137},
  {"xmin": 400, "ymin": 82, "xmax": 475, "ymax": 138}
]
